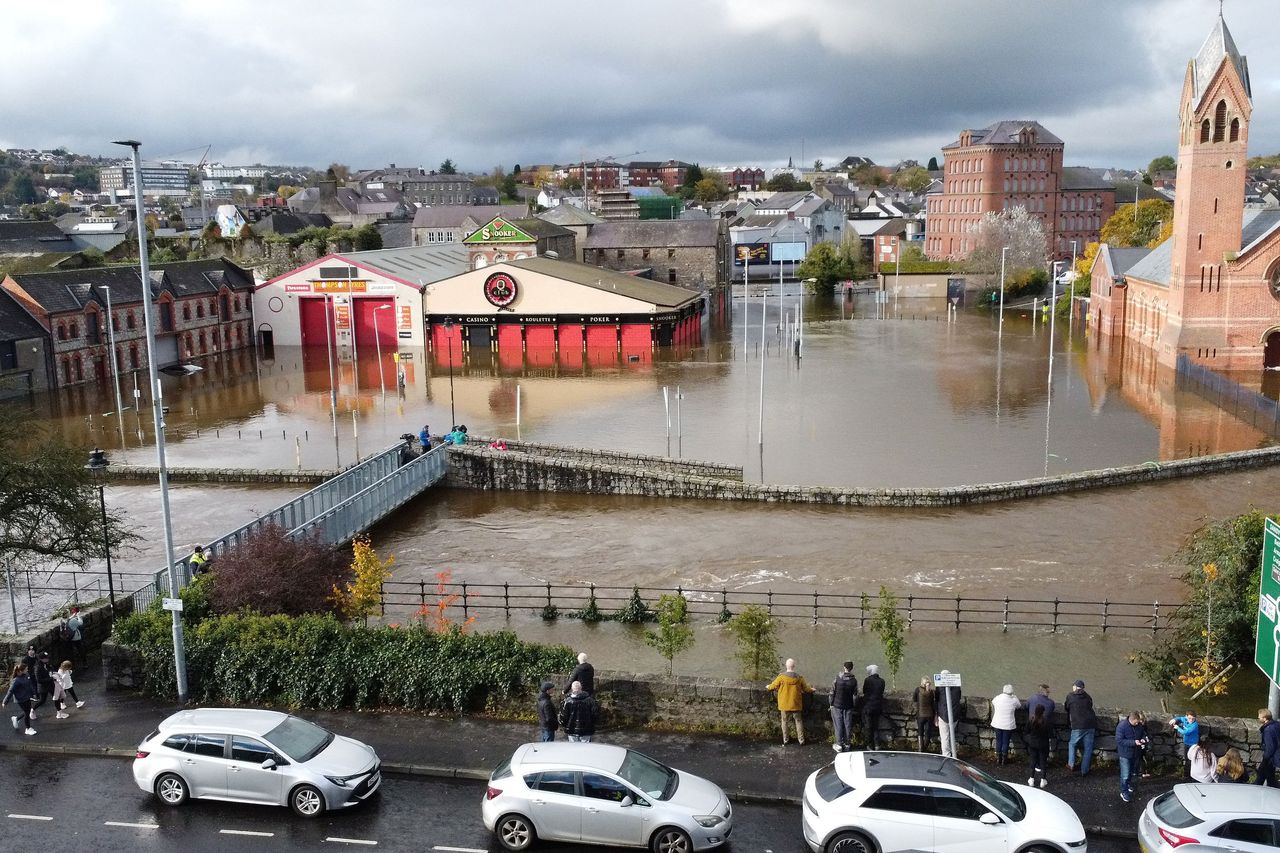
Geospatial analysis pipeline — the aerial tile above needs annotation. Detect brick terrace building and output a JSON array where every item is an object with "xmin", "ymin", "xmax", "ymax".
[
  {"xmin": 582, "ymin": 220, "xmax": 729, "ymax": 289},
  {"xmin": 924, "ymin": 120, "xmax": 1115, "ymax": 261},
  {"xmin": 1088, "ymin": 13, "xmax": 1280, "ymax": 370},
  {"xmin": 1, "ymin": 258, "xmax": 255, "ymax": 390}
]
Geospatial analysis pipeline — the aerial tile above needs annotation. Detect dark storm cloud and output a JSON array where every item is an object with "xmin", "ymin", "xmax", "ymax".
[{"xmin": 1, "ymin": 0, "xmax": 1274, "ymax": 170}]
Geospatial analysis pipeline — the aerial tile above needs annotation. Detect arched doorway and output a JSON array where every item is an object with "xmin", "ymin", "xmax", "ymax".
[{"xmin": 1266, "ymin": 329, "xmax": 1280, "ymax": 369}]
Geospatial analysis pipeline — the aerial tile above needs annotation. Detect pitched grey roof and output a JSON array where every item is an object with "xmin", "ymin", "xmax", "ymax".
[
  {"xmin": 249, "ymin": 212, "xmax": 331, "ymax": 236},
  {"xmin": 944, "ymin": 120, "xmax": 1064, "ymax": 150},
  {"xmin": 1122, "ymin": 239, "xmax": 1173, "ymax": 286},
  {"xmin": 757, "ymin": 191, "xmax": 811, "ymax": 211},
  {"xmin": 375, "ymin": 221, "xmax": 413, "ymax": 249},
  {"xmin": 0, "ymin": 288, "xmax": 50, "ymax": 341},
  {"xmin": 1240, "ymin": 209, "xmax": 1280, "ymax": 256},
  {"xmin": 412, "ymin": 205, "xmax": 525, "ymax": 229},
  {"xmin": 506, "ymin": 256, "xmax": 700, "ymax": 309},
  {"xmin": 537, "ymin": 205, "xmax": 605, "ymax": 227},
  {"xmin": 344, "ymin": 244, "xmax": 470, "ymax": 285},
  {"xmin": 0, "ymin": 220, "xmax": 77, "ymax": 254},
  {"xmin": 1192, "ymin": 14, "xmax": 1250, "ymax": 102},
  {"xmin": 5, "ymin": 258, "xmax": 253, "ymax": 314},
  {"xmin": 582, "ymin": 219, "xmax": 721, "ymax": 249},
  {"xmin": 1100, "ymin": 245, "xmax": 1151, "ymax": 278},
  {"xmin": 1060, "ymin": 167, "xmax": 1115, "ymax": 191}
]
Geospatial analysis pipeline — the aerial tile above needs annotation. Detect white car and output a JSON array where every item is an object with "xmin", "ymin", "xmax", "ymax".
[
  {"xmin": 801, "ymin": 751, "xmax": 1087, "ymax": 853},
  {"xmin": 132, "ymin": 708, "xmax": 381, "ymax": 817},
  {"xmin": 481, "ymin": 742, "xmax": 733, "ymax": 853},
  {"xmin": 1138, "ymin": 783, "xmax": 1280, "ymax": 852}
]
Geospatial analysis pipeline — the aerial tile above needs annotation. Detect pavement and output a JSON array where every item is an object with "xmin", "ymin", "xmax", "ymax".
[{"xmin": 2, "ymin": 659, "xmax": 1171, "ymax": 842}]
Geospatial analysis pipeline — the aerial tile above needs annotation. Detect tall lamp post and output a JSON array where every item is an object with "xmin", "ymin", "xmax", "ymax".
[
  {"xmin": 442, "ymin": 318, "xmax": 457, "ymax": 427},
  {"xmin": 373, "ymin": 304, "xmax": 392, "ymax": 396},
  {"xmin": 100, "ymin": 285, "xmax": 125, "ymax": 432},
  {"xmin": 112, "ymin": 139, "xmax": 188, "ymax": 703},
  {"xmin": 84, "ymin": 449, "xmax": 117, "ymax": 615},
  {"xmin": 998, "ymin": 246, "xmax": 1010, "ymax": 334}
]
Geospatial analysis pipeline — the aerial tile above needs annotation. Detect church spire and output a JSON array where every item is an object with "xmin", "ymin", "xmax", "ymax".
[{"xmin": 1192, "ymin": 8, "xmax": 1251, "ymax": 102}]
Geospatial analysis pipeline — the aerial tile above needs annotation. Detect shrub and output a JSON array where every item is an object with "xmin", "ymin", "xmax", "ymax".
[
  {"xmin": 869, "ymin": 586, "xmax": 906, "ymax": 688},
  {"xmin": 614, "ymin": 586, "xmax": 654, "ymax": 623},
  {"xmin": 572, "ymin": 589, "xmax": 604, "ymax": 623},
  {"xmin": 645, "ymin": 594, "xmax": 695, "ymax": 675},
  {"xmin": 209, "ymin": 525, "xmax": 351, "ymax": 617},
  {"xmin": 332, "ymin": 536, "xmax": 394, "ymax": 625},
  {"xmin": 726, "ymin": 604, "xmax": 778, "ymax": 681}
]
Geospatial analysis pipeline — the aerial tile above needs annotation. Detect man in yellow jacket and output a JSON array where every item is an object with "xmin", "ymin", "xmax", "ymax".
[{"xmin": 766, "ymin": 658, "xmax": 815, "ymax": 745}]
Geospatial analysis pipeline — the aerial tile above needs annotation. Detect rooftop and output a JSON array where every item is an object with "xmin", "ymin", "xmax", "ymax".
[
  {"xmin": 507, "ymin": 256, "xmax": 702, "ymax": 308},
  {"xmin": 944, "ymin": 120, "xmax": 1064, "ymax": 150},
  {"xmin": 582, "ymin": 219, "xmax": 722, "ymax": 249},
  {"xmin": 344, "ymin": 244, "xmax": 470, "ymax": 286},
  {"xmin": 1192, "ymin": 14, "xmax": 1250, "ymax": 102}
]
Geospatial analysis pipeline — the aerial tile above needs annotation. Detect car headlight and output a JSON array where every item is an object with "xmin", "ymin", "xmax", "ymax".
[
  {"xmin": 694, "ymin": 815, "xmax": 725, "ymax": 828},
  {"xmin": 324, "ymin": 773, "xmax": 361, "ymax": 788}
]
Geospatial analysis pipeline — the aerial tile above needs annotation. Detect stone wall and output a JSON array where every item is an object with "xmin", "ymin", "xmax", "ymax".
[
  {"xmin": 466, "ymin": 436, "xmax": 742, "ymax": 481},
  {"xmin": 1, "ymin": 598, "xmax": 128, "ymax": 659},
  {"xmin": 104, "ymin": 466, "xmax": 337, "ymax": 485},
  {"xmin": 101, "ymin": 640, "xmax": 146, "ymax": 691},
  {"xmin": 448, "ymin": 442, "xmax": 1280, "ymax": 507}
]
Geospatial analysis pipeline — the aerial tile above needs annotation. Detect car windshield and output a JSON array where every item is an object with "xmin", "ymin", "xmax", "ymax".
[
  {"xmin": 616, "ymin": 749, "xmax": 678, "ymax": 800},
  {"xmin": 1153, "ymin": 791, "xmax": 1202, "ymax": 829},
  {"xmin": 264, "ymin": 716, "xmax": 334, "ymax": 763},
  {"xmin": 955, "ymin": 763, "xmax": 1026, "ymax": 821}
]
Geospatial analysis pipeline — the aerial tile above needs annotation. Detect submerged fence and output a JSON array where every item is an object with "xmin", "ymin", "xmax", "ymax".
[
  {"xmin": 379, "ymin": 580, "xmax": 1182, "ymax": 634},
  {"xmin": 1176, "ymin": 353, "xmax": 1280, "ymax": 436}
]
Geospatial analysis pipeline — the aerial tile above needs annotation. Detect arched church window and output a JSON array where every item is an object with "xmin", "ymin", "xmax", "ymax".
[
  {"xmin": 1268, "ymin": 262, "xmax": 1280, "ymax": 302},
  {"xmin": 1229, "ymin": 118, "xmax": 1240, "ymax": 142},
  {"xmin": 1213, "ymin": 100, "xmax": 1227, "ymax": 142},
  {"xmin": 1200, "ymin": 120, "xmax": 1211, "ymax": 143}
]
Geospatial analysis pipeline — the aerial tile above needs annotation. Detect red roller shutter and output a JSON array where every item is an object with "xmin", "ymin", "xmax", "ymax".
[
  {"xmin": 559, "ymin": 323, "xmax": 583, "ymax": 369},
  {"xmin": 620, "ymin": 323, "xmax": 652, "ymax": 357},
  {"xmin": 585, "ymin": 324, "xmax": 617, "ymax": 352},
  {"xmin": 525, "ymin": 325, "xmax": 555, "ymax": 349},
  {"xmin": 299, "ymin": 297, "xmax": 332, "ymax": 347},
  {"xmin": 352, "ymin": 298, "xmax": 396, "ymax": 349},
  {"xmin": 497, "ymin": 324, "xmax": 523, "ymax": 353}
]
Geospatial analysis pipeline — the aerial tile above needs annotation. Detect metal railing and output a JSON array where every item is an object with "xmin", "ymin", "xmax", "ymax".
[
  {"xmin": 133, "ymin": 443, "xmax": 417, "ymax": 607},
  {"xmin": 379, "ymin": 580, "xmax": 1181, "ymax": 634},
  {"xmin": 1177, "ymin": 353, "xmax": 1280, "ymax": 436}
]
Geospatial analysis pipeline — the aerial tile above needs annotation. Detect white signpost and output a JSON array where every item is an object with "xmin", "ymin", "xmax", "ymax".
[
  {"xmin": 933, "ymin": 671, "xmax": 962, "ymax": 758},
  {"xmin": 161, "ymin": 597, "xmax": 184, "ymax": 612}
]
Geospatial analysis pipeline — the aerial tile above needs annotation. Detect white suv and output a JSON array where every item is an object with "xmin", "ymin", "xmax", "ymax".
[{"xmin": 802, "ymin": 751, "xmax": 1087, "ymax": 853}]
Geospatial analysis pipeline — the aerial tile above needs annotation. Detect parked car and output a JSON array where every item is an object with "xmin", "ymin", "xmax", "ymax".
[
  {"xmin": 801, "ymin": 751, "xmax": 1087, "ymax": 853},
  {"xmin": 482, "ymin": 742, "xmax": 733, "ymax": 853},
  {"xmin": 132, "ymin": 708, "xmax": 381, "ymax": 817},
  {"xmin": 1139, "ymin": 783, "xmax": 1280, "ymax": 852}
]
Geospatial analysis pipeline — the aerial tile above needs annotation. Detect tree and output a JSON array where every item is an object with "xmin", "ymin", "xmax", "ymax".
[
  {"xmin": 850, "ymin": 164, "xmax": 886, "ymax": 188},
  {"xmin": 353, "ymin": 223, "xmax": 382, "ymax": 251},
  {"xmin": 1100, "ymin": 198, "xmax": 1173, "ymax": 248},
  {"xmin": 276, "ymin": 185, "xmax": 302, "ymax": 200},
  {"xmin": 813, "ymin": 159, "xmax": 824, "ymax": 172},
  {"xmin": 500, "ymin": 174, "xmax": 519, "ymax": 200},
  {"xmin": 891, "ymin": 166, "xmax": 931, "ymax": 194},
  {"xmin": 532, "ymin": 167, "xmax": 554, "ymax": 189},
  {"xmin": 868, "ymin": 586, "xmax": 906, "ymax": 688},
  {"xmin": 693, "ymin": 176, "xmax": 728, "ymax": 203},
  {"xmin": 7, "ymin": 174, "xmax": 37, "ymax": 204},
  {"xmin": 927, "ymin": 156, "xmax": 940, "ymax": 172},
  {"xmin": 764, "ymin": 173, "xmax": 799, "ymax": 192},
  {"xmin": 682, "ymin": 163, "xmax": 704, "ymax": 188},
  {"xmin": 438, "ymin": 159, "xmax": 457, "ymax": 175},
  {"xmin": 512, "ymin": 164, "xmax": 521, "ymax": 177},
  {"xmin": 798, "ymin": 242, "xmax": 853, "ymax": 293},
  {"xmin": 644, "ymin": 593, "xmax": 695, "ymax": 675},
  {"xmin": 1147, "ymin": 155, "xmax": 1176, "ymax": 174},
  {"xmin": 0, "ymin": 412, "xmax": 133, "ymax": 570},
  {"xmin": 208, "ymin": 524, "xmax": 351, "ymax": 617},
  {"xmin": 325, "ymin": 163, "xmax": 350, "ymax": 183},
  {"xmin": 727, "ymin": 605, "xmax": 779, "ymax": 680},
  {"xmin": 838, "ymin": 238, "xmax": 869, "ymax": 280},
  {"xmin": 965, "ymin": 207, "xmax": 1048, "ymax": 285},
  {"xmin": 560, "ymin": 175, "xmax": 582, "ymax": 192},
  {"xmin": 331, "ymin": 535, "xmax": 393, "ymax": 625}
]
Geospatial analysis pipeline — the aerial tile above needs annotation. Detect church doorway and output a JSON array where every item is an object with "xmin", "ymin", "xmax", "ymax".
[{"xmin": 1266, "ymin": 330, "xmax": 1280, "ymax": 369}]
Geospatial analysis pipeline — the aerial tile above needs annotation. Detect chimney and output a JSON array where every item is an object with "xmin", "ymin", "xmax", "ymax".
[
  {"xmin": 389, "ymin": 163, "xmax": 396, "ymax": 169},
  {"xmin": 787, "ymin": 211, "xmax": 795, "ymax": 220},
  {"xmin": 319, "ymin": 179, "xmax": 337, "ymax": 201}
]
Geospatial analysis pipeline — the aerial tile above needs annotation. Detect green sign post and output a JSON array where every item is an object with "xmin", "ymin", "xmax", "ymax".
[{"xmin": 1255, "ymin": 519, "xmax": 1280, "ymax": 698}]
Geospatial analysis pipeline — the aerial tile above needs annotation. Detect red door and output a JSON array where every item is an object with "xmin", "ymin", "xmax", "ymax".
[
  {"xmin": 585, "ymin": 324, "xmax": 617, "ymax": 352},
  {"xmin": 497, "ymin": 324, "xmax": 523, "ymax": 353},
  {"xmin": 353, "ymin": 298, "xmax": 396, "ymax": 349},
  {"xmin": 299, "ymin": 298, "xmax": 332, "ymax": 347}
]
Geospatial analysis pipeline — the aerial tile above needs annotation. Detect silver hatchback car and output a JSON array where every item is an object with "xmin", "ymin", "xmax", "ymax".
[
  {"xmin": 132, "ymin": 708, "xmax": 381, "ymax": 817},
  {"xmin": 1139, "ymin": 783, "xmax": 1280, "ymax": 852}
]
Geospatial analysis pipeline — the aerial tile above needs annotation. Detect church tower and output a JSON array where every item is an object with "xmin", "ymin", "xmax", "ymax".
[{"xmin": 1159, "ymin": 12, "xmax": 1252, "ymax": 365}]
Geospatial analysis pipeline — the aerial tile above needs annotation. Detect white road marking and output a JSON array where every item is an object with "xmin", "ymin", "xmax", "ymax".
[
  {"xmin": 433, "ymin": 847, "xmax": 487, "ymax": 853},
  {"xmin": 220, "ymin": 829, "xmax": 275, "ymax": 837},
  {"xmin": 327, "ymin": 838, "xmax": 379, "ymax": 846},
  {"xmin": 105, "ymin": 821, "xmax": 159, "ymax": 829},
  {"xmin": 7, "ymin": 814, "xmax": 53, "ymax": 821}
]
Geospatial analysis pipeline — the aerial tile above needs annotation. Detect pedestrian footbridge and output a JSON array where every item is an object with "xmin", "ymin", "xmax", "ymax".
[{"xmin": 134, "ymin": 441, "xmax": 447, "ymax": 607}]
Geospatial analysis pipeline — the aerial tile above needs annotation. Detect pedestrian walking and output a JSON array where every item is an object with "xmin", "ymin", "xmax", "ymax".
[
  {"xmin": 934, "ymin": 670, "xmax": 962, "ymax": 758},
  {"xmin": 1064, "ymin": 680, "xmax": 1098, "ymax": 776},
  {"xmin": 65, "ymin": 607, "xmax": 85, "ymax": 664},
  {"xmin": 911, "ymin": 676, "xmax": 935, "ymax": 752},
  {"xmin": 1116, "ymin": 711, "xmax": 1147, "ymax": 803},
  {"xmin": 766, "ymin": 658, "xmax": 814, "ymax": 746},
  {"xmin": 564, "ymin": 652, "xmax": 594, "ymax": 696},
  {"xmin": 1188, "ymin": 742, "xmax": 1218, "ymax": 783},
  {"xmin": 53, "ymin": 661, "xmax": 83, "ymax": 717},
  {"xmin": 1025, "ymin": 704, "xmax": 1052, "ymax": 789},
  {"xmin": 1256, "ymin": 708, "xmax": 1279, "ymax": 787},
  {"xmin": 3, "ymin": 663, "xmax": 37, "ymax": 735},
  {"xmin": 1170, "ymin": 710, "xmax": 1201, "ymax": 778},
  {"xmin": 28, "ymin": 652, "xmax": 54, "ymax": 716},
  {"xmin": 419, "ymin": 424, "xmax": 431, "ymax": 450},
  {"xmin": 990, "ymin": 684, "xmax": 1021, "ymax": 766},
  {"xmin": 829, "ymin": 662, "xmax": 858, "ymax": 753},
  {"xmin": 536, "ymin": 681, "xmax": 558, "ymax": 742},
  {"xmin": 559, "ymin": 681, "xmax": 599, "ymax": 743},
  {"xmin": 1217, "ymin": 747, "xmax": 1249, "ymax": 783},
  {"xmin": 861, "ymin": 665, "xmax": 886, "ymax": 750}
]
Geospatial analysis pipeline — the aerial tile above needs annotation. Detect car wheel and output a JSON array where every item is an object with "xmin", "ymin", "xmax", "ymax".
[
  {"xmin": 154, "ymin": 772, "xmax": 189, "ymax": 807},
  {"xmin": 826, "ymin": 830, "xmax": 876, "ymax": 853},
  {"xmin": 496, "ymin": 813, "xmax": 536, "ymax": 851},
  {"xmin": 651, "ymin": 827, "xmax": 693, "ymax": 853},
  {"xmin": 289, "ymin": 784, "xmax": 326, "ymax": 817}
]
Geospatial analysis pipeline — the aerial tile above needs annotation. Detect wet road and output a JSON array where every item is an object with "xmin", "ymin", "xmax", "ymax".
[{"xmin": 0, "ymin": 755, "xmax": 1133, "ymax": 853}]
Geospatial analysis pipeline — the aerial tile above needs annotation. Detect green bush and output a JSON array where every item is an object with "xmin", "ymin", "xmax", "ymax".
[{"xmin": 114, "ymin": 604, "xmax": 575, "ymax": 711}]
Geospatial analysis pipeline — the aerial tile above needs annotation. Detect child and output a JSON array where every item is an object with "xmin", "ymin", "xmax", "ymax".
[
  {"xmin": 52, "ymin": 661, "xmax": 83, "ymax": 718},
  {"xmin": 3, "ymin": 663, "xmax": 37, "ymax": 735}
]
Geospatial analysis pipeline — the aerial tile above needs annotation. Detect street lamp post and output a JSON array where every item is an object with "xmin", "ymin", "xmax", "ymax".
[
  {"xmin": 373, "ymin": 304, "xmax": 392, "ymax": 397},
  {"xmin": 84, "ymin": 449, "xmax": 117, "ymax": 616},
  {"xmin": 998, "ymin": 246, "xmax": 1010, "ymax": 333},
  {"xmin": 1068, "ymin": 240, "xmax": 1079, "ymax": 338},
  {"xmin": 100, "ymin": 285, "xmax": 125, "ymax": 430},
  {"xmin": 111, "ymin": 139, "xmax": 188, "ymax": 703},
  {"xmin": 442, "ymin": 318, "xmax": 457, "ymax": 427}
]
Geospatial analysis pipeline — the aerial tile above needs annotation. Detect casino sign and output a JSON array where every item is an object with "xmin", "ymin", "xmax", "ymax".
[{"xmin": 483, "ymin": 272, "xmax": 519, "ymax": 307}]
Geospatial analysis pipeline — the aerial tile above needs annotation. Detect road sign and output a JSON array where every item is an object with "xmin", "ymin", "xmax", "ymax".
[
  {"xmin": 933, "ymin": 672, "xmax": 962, "ymax": 687},
  {"xmin": 162, "ymin": 597, "xmax": 184, "ymax": 612},
  {"xmin": 1255, "ymin": 518, "xmax": 1280, "ymax": 686}
]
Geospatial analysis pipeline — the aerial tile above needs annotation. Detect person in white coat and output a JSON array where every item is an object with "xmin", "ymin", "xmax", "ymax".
[
  {"xmin": 51, "ymin": 661, "xmax": 83, "ymax": 719},
  {"xmin": 990, "ymin": 684, "xmax": 1022, "ymax": 766}
]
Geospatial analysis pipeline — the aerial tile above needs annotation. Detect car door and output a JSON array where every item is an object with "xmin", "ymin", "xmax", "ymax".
[
  {"xmin": 856, "ymin": 784, "xmax": 935, "ymax": 852},
  {"xmin": 182, "ymin": 734, "xmax": 229, "ymax": 799},
  {"xmin": 928, "ymin": 787, "xmax": 1008, "ymax": 853},
  {"xmin": 580, "ymin": 772, "xmax": 648, "ymax": 846},
  {"xmin": 526, "ymin": 771, "xmax": 583, "ymax": 842},
  {"xmin": 227, "ymin": 736, "xmax": 286, "ymax": 805},
  {"xmin": 1207, "ymin": 818, "xmax": 1277, "ymax": 852}
]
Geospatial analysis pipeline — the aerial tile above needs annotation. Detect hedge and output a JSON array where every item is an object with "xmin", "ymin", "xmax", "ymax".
[
  {"xmin": 114, "ymin": 604, "xmax": 575, "ymax": 712},
  {"xmin": 878, "ymin": 260, "xmax": 956, "ymax": 274}
]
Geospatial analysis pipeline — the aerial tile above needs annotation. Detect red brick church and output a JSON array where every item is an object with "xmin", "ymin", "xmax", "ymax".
[{"xmin": 1089, "ymin": 12, "xmax": 1280, "ymax": 370}]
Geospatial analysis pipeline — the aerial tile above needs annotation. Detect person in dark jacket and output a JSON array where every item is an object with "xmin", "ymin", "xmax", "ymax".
[
  {"xmin": 1115, "ymin": 711, "xmax": 1147, "ymax": 802},
  {"xmin": 1025, "ymin": 704, "xmax": 1052, "ymax": 789},
  {"xmin": 3, "ymin": 663, "xmax": 37, "ymax": 735},
  {"xmin": 912, "ymin": 676, "xmax": 936, "ymax": 752},
  {"xmin": 829, "ymin": 662, "xmax": 858, "ymax": 753},
  {"xmin": 861, "ymin": 665, "xmax": 886, "ymax": 749},
  {"xmin": 564, "ymin": 652, "xmax": 595, "ymax": 696},
  {"xmin": 559, "ymin": 681, "xmax": 599, "ymax": 742},
  {"xmin": 935, "ymin": 671, "xmax": 963, "ymax": 758},
  {"xmin": 536, "ymin": 681, "xmax": 558, "ymax": 742},
  {"xmin": 1257, "ymin": 708, "xmax": 1280, "ymax": 787},
  {"xmin": 28, "ymin": 652, "xmax": 55, "ymax": 715},
  {"xmin": 1064, "ymin": 680, "xmax": 1098, "ymax": 776}
]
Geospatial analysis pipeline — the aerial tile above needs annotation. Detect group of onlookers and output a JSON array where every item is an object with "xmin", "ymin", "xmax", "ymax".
[
  {"xmin": 2, "ymin": 644, "xmax": 84, "ymax": 736},
  {"xmin": 537, "ymin": 653, "xmax": 600, "ymax": 743}
]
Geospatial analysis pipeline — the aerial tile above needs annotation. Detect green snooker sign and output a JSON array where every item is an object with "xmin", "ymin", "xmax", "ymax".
[{"xmin": 1256, "ymin": 518, "xmax": 1280, "ymax": 687}]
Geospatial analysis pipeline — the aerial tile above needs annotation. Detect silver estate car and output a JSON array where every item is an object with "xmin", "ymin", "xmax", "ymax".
[
  {"xmin": 132, "ymin": 708, "xmax": 381, "ymax": 817},
  {"xmin": 482, "ymin": 742, "xmax": 733, "ymax": 853},
  {"xmin": 1139, "ymin": 783, "xmax": 1280, "ymax": 852}
]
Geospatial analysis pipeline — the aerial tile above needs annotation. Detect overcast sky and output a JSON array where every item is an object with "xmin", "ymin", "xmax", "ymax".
[{"xmin": 2, "ymin": 0, "xmax": 1276, "ymax": 173}]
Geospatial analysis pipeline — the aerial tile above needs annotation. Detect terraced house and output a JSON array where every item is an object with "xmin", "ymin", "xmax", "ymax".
[{"xmin": 0, "ymin": 258, "xmax": 255, "ymax": 390}]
